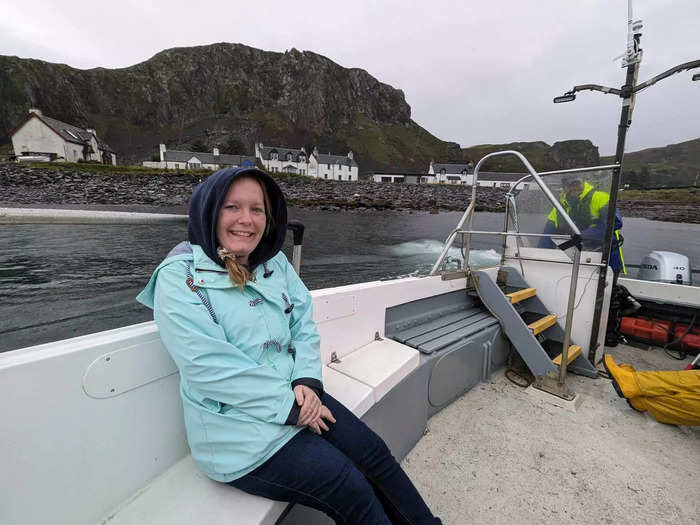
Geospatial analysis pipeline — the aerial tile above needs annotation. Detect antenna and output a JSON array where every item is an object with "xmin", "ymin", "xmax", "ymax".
[{"xmin": 612, "ymin": 0, "xmax": 643, "ymax": 67}]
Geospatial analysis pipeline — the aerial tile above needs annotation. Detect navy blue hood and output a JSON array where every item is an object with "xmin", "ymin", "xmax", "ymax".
[{"xmin": 187, "ymin": 167, "xmax": 287, "ymax": 270}]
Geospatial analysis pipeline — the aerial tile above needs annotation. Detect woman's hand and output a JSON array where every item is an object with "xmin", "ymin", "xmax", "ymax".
[
  {"xmin": 307, "ymin": 405, "xmax": 336, "ymax": 435},
  {"xmin": 293, "ymin": 385, "xmax": 321, "ymax": 426}
]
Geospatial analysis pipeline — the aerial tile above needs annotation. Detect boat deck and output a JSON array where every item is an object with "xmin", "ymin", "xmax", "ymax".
[{"xmin": 402, "ymin": 343, "xmax": 699, "ymax": 524}]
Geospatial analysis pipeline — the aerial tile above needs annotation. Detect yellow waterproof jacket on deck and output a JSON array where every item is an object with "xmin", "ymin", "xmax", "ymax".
[{"xmin": 604, "ymin": 354, "xmax": 700, "ymax": 426}]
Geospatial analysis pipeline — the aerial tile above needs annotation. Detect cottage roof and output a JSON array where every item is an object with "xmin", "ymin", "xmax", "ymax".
[
  {"xmin": 316, "ymin": 153, "xmax": 358, "ymax": 168},
  {"xmin": 163, "ymin": 149, "xmax": 255, "ymax": 166},
  {"xmin": 259, "ymin": 145, "xmax": 307, "ymax": 162},
  {"xmin": 36, "ymin": 114, "xmax": 114, "ymax": 152},
  {"xmin": 432, "ymin": 163, "xmax": 472, "ymax": 174}
]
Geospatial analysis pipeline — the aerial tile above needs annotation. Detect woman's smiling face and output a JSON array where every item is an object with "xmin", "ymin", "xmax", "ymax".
[{"xmin": 216, "ymin": 177, "xmax": 267, "ymax": 265}]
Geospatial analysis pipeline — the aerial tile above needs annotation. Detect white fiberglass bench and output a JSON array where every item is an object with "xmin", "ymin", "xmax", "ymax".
[
  {"xmin": 107, "ymin": 338, "xmax": 419, "ymax": 525},
  {"xmin": 1, "ymin": 274, "xmax": 462, "ymax": 525}
]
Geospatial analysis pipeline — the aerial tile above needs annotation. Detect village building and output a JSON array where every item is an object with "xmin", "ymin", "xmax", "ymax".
[
  {"xmin": 308, "ymin": 148, "xmax": 359, "ymax": 181},
  {"xmin": 255, "ymin": 143, "xmax": 309, "ymax": 175},
  {"xmin": 427, "ymin": 161, "xmax": 474, "ymax": 184},
  {"xmin": 427, "ymin": 160, "xmax": 535, "ymax": 190},
  {"xmin": 9, "ymin": 109, "xmax": 116, "ymax": 164},
  {"xmin": 476, "ymin": 172, "xmax": 535, "ymax": 190},
  {"xmin": 255, "ymin": 143, "xmax": 359, "ymax": 181},
  {"xmin": 369, "ymin": 172, "xmax": 434, "ymax": 184},
  {"xmin": 142, "ymin": 144, "xmax": 255, "ymax": 170}
]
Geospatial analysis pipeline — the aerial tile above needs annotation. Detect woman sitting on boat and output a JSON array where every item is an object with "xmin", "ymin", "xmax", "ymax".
[{"xmin": 137, "ymin": 167, "xmax": 441, "ymax": 524}]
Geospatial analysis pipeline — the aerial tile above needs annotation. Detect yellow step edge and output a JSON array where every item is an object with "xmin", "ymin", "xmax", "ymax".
[
  {"xmin": 528, "ymin": 314, "xmax": 557, "ymax": 335},
  {"xmin": 506, "ymin": 287, "xmax": 536, "ymax": 304},
  {"xmin": 552, "ymin": 345, "xmax": 582, "ymax": 366}
]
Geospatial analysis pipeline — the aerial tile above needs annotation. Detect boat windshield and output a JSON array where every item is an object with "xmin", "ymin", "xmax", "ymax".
[{"xmin": 507, "ymin": 167, "xmax": 615, "ymax": 253}]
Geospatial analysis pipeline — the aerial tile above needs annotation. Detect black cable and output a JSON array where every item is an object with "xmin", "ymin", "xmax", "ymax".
[{"xmin": 663, "ymin": 312, "xmax": 696, "ymax": 361}]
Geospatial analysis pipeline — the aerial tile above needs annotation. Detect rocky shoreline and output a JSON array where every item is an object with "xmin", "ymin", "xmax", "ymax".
[
  {"xmin": 1, "ymin": 163, "xmax": 698, "ymax": 222},
  {"xmin": 0, "ymin": 163, "xmax": 508, "ymax": 213}
]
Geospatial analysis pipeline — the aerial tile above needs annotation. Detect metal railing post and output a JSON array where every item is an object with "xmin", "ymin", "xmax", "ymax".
[{"xmin": 558, "ymin": 247, "xmax": 582, "ymax": 386}]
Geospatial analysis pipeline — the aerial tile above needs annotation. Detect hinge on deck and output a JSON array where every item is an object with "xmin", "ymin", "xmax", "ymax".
[
  {"xmin": 532, "ymin": 371, "xmax": 576, "ymax": 401},
  {"xmin": 441, "ymin": 269, "xmax": 468, "ymax": 281},
  {"xmin": 374, "ymin": 331, "xmax": 384, "ymax": 341},
  {"xmin": 496, "ymin": 269, "xmax": 509, "ymax": 286},
  {"xmin": 330, "ymin": 352, "xmax": 341, "ymax": 364}
]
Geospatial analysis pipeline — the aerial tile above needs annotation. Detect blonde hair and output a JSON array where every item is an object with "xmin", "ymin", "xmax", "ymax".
[{"xmin": 217, "ymin": 175, "xmax": 274, "ymax": 290}]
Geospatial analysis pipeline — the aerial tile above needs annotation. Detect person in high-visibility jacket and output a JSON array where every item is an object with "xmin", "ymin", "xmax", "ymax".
[
  {"xmin": 539, "ymin": 174, "xmax": 626, "ymax": 346},
  {"xmin": 539, "ymin": 174, "xmax": 626, "ymax": 276}
]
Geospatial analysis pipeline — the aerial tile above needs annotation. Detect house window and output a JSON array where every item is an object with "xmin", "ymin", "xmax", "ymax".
[
  {"xmin": 189, "ymin": 162, "xmax": 201, "ymax": 169},
  {"xmin": 286, "ymin": 152, "xmax": 293, "ymax": 161},
  {"xmin": 324, "ymin": 174, "xmax": 328, "ymax": 179},
  {"xmin": 327, "ymin": 163, "xmax": 330, "ymax": 169},
  {"xmin": 271, "ymin": 152, "xmax": 278, "ymax": 160},
  {"xmin": 440, "ymin": 169, "xmax": 446, "ymax": 175}
]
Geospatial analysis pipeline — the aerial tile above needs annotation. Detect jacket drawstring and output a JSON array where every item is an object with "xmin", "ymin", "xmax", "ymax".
[{"xmin": 263, "ymin": 263, "xmax": 274, "ymax": 278}]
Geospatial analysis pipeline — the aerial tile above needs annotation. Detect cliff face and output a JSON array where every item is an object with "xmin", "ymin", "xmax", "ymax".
[
  {"xmin": 458, "ymin": 140, "xmax": 600, "ymax": 172},
  {"xmin": 1, "ymin": 43, "xmax": 598, "ymax": 173},
  {"xmin": 1, "ymin": 44, "xmax": 456, "ymax": 170},
  {"xmin": 602, "ymin": 138, "xmax": 700, "ymax": 188}
]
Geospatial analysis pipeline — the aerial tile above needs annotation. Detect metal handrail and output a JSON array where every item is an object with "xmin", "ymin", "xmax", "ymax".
[
  {"xmin": 431, "ymin": 150, "xmax": 584, "ymax": 275},
  {"xmin": 429, "ymin": 200, "xmax": 475, "ymax": 275},
  {"xmin": 430, "ymin": 150, "xmax": 590, "ymax": 396}
]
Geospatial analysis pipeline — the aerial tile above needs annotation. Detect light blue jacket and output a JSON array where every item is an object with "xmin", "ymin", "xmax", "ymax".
[{"xmin": 136, "ymin": 242, "xmax": 323, "ymax": 482}]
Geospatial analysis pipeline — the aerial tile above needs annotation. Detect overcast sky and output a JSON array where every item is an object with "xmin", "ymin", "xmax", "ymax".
[{"xmin": 2, "ymin": 0, "xmax": 698, "ymax": 156}]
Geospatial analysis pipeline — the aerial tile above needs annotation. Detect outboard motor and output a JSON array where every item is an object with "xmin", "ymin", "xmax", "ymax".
[{"xmin": 638, "ymin": 251, "xmax": 692, "ymax": 285}]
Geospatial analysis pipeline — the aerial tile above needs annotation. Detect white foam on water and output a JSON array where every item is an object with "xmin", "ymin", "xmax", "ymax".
[{"xmin": 385, "ymin": 239, "xmax": 501, "ymax": 267}]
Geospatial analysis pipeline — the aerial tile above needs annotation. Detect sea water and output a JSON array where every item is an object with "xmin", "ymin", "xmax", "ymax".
[{"xmin": 1, "ymin": 209, "xmax": 698, "ymax": 352}]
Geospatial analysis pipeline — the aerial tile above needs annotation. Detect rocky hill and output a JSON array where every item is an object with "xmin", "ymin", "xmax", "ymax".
[
  {"xmin": 1, "ymin": 43, "xmax": 598, "ymax": 172},
  {"xmin": 457, "ymin": 140, "xmax": 600, "ymax": 172},
  {"xmin": 0, "ymin": 44, "xmax": 458, "ymax": 171},
  {"xmin": 601, "ymin": 137, "xmax": 700, "ymax": 188}
]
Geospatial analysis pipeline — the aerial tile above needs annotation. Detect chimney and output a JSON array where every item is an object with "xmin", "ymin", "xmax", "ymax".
[
  {"xmin": 159, "ymin": 143, "xmax": 167, "ymax": 162},
  {"xmin": 213, "ymin": 147, "xmax": 220, "ymax": 156},
  {"xmin": 347, "ymin": 151, "xmax": 354, "ymax": 160},
  {"xmin": 29, "ymin": 108, "xmax": 42, "ymax": 116},
  {"xmin": 86, "ymin": 128, "xmax": 96, "ymax": 136}
]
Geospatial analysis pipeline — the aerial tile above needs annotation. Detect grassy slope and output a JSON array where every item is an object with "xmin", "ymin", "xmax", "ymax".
[{"xmin": 618, "ymin": 187, "xmax": 700, "ymax": 203}]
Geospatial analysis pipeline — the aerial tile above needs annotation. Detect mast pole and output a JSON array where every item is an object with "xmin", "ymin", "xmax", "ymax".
[{"xmin": 587, "ymin": 0, "xmax": 642, "ymax": 362}]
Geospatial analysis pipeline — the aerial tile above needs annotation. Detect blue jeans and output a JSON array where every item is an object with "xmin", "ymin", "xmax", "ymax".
[{"xmin": 229, "ymin": 393, "xmax": 441, "ymax": 525}]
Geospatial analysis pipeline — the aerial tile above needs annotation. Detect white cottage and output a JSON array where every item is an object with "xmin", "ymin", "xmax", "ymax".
[
  {"xmin": 427, "ymin": 161, "xmax": 473, "ymax": 184},
  {"xmin": 370, "ymin": 172, "xmax": 433, "ymax": 184},
  {"xmin": 255, "ymin": 143, "xmax": 309, "ymax": 175},
  {"xmin": 143, "ymin": 144, "xmax": 255, "ymax": 170},
  {"xmin": 476, "ymin": 172, "xmax": 535, "ymax": 190},
  {"xmin": 308, "ymin": 148, "xmax": 359, "ymax": 181},
  {"xmin": 9, "ymin": 109, "xmax": 116, "ymax": 164}
]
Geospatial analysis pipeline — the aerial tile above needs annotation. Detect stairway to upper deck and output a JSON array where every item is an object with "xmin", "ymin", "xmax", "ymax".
[{"xmin": 471, "ymin": 266, "xmax": 598, "ymax": 380}]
